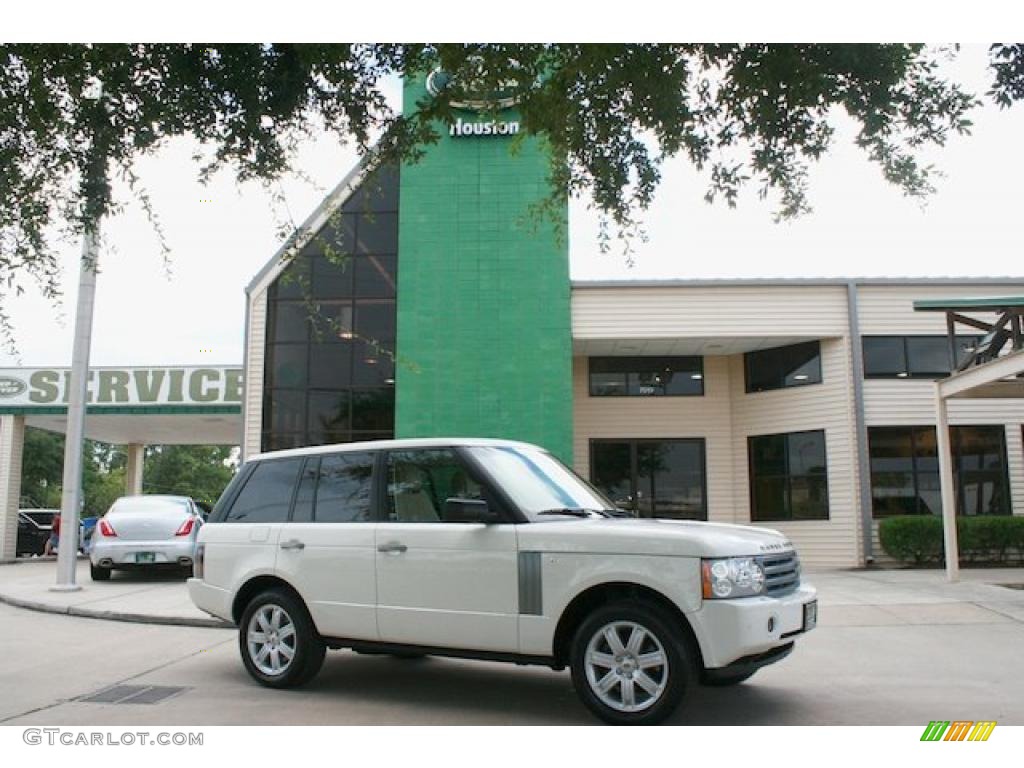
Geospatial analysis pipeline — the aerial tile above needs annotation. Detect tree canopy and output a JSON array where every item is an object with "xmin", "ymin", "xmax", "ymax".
[{"xmin": 1, "ymin": 43, "xmax": 1021, "ymax": 322}]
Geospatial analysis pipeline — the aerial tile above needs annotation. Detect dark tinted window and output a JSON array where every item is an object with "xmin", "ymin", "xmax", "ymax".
[
  {"xmin": 315, "ymin": 452, "xmax": 376, "ymax": 522},
  {"xmin": 291, "ymin": 458, "xmax": 318, "ymax": 523},
  {"xmin": 590, "ymin": 439, "xmax": 707, "ymax": 520},
  {"xmin": 588, "ymin": 357, "xmax": 703, "ymax": 397},
  {"xmin": 749, "ymin": 430, "xmax": 829, "ymax": 521},
  {"xmin": 386, "ymin": 449, "xmax": 485, "ymax": 523},
  {"xmin": 745, "ymin": 342, "xmax": 822, "ymax": 393},
  {"xmin": 863, "ymin": 336, "xmax": 982, "ymax": 378},
  {"xmin": 225, "ymin": 459, "xmax": 302, "ymax": 523}
]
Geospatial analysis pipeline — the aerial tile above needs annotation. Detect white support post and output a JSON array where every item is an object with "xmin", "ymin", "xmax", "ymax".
[
  {"xmin": 0, "ymin": 415, "xmax": 26, "ymax": 561},
  {"xmin": 935, "ymin": 383, "xmax": 959, "ymax": 582},
  {"xmin": 125, "ymin": 443, "xmax": 144, "ymax": 496}
]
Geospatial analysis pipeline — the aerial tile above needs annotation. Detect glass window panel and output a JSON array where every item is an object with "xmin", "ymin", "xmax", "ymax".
[
  {"xmin": 307, "ymin": 390, "xmax": 350, "ymax": 444},
  {"xmin": 643, "ymin": 441, "xmax": 706, "ymax": 521},
  {"xmin": 310, "ymin": 302, "xmax": 354, "ymax": 343},
  {"xmin": 590, "ymin": 442, "xmax": 633, "ymax": 511},
  {"xmin": 787, "ymin": 431, "xmax": 827, "ymax": 475},
  {"xmin": 351, "ymin": 388, "xmax": 395, "ymax": 431},
  {"xmin": 304, "ymin": 214, "xmax": 356, "ymax": 258},
  {"xmin": 955, "ymin": 335, "xmax": 982, "ymax": 367},
  {"xmin": 386, "ymin": 449, "xmax": 470, "ymax": 523},
  {"xmin": 266, "ymin": 389, "xmax": 306, "ymax": 435},
  {"xmin": 308, "ymin": 342, "xmax": 352, "ymax": 389},
  {"xmin": 311, "ymin": 254, "xmax": 355, "ymax": 300},
  {"xmin": 343, "ymin": 166, "xmax": 400, "ymax": 214},
  {"xmin": 260, "ymin": 432, "xmax": 303, "ymax": 452},
  {"xmin": 746, "ymin": 342, "xmax": 821, "ymax": 392},
  {"xmin": 906, "ymin": 337, "xmax": 951, "ymax": 376},
  {"xmin": 750, "ymin": 434, "xmax": 786, "ymax": 475},
  {"xmin": 953, "ymin": 426, "xmax": 1009, "ymax": 515},
  {"xmin": 270, "ymin": 302, "xmax": 311, "ymax": 343},
  {"xmin": 354, "ymin": 212, "xmax": 399, "ymax": 254},
  {"xmin": 863, "ymin": 337, "xmax": 907, "ymax": 377},
  {"xmin": 271, "ymin": 257, "xmax": 310, "ymax": 300},
  {"xmin": 355, "ymin": 300, "xmax": 396, "ymax": 343},
  {"xmin": 790, "ymin": 476, "xmax": 830, "ymax": 520},
  {"xmin": 315, "ymin": 452, "xmax": 376, "ymax": 523},
  {"xmin": 225, "ymin": 458, "xmax": 302, "ymax": 523},
  {"xmin": 353, "ymin": 341, "xmax": 396, "ymax": 386},
  {"xmin": 751, "ymin": 477, "xmax": 787, "ymax": 522},
  {"xmin": 267, "ymin": 344, "xmax": 307, "ymax": 388},
  {"xmin": 589, "ymin": 357, "xmax": 702, "ymax": 397},
  {"xmin": 355, "ymin": 255, "xmax": 398, "ymax": 298},
  {"xmin": 291, "ymin": 457, "xmax": 319, "ymax": 523}
]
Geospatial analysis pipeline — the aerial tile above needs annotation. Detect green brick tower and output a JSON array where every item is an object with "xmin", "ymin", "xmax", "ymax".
[{"xmin": 394, "ymin": 75, "xmax": 572, "ymax": 461}]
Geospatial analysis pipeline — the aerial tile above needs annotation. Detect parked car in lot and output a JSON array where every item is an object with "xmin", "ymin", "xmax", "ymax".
[
  {"xmin": 189, "ymin": 438, "xmax": 817, "ymax": 725},
  {"xmin": 17, "ymin": 509, "xmax": 57, "ymax": 556},
  {"xmin": 90, "ymin": 495, "xmax": 205, "ymax": 581}
]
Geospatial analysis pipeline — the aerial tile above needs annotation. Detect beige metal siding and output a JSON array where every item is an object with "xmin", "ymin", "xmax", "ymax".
[
  {"xmin": 572, "ymin": 285, "xmax": 849, "ymax": 339},
  {"xmin": 572, "ymin": 356, "xmax": 737, "ymax": 523},
  {"xmin": 857, "ymin": 283, "xmax": 1024, "ymax": 335},
  {"xmin": 729, "ymin": 338, "xmax": 861, "ymax": 568},
  {"xmin": 243, "ymin": 289, "xmax": 267, "ymax": 460}
]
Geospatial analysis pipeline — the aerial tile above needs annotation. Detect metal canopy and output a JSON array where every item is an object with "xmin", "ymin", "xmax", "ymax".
[{"xmin": 916, "ymin": 297, "xmax": 1024, "ymax": 583}]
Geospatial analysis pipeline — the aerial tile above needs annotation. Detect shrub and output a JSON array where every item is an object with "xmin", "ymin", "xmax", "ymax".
[{"xmin": 879, "ymin": 515, "xmax": 1024, "ymax": 566}]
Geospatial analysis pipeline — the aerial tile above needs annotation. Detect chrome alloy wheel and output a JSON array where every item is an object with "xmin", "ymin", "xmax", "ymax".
[
  {"xmin": 247, "ymin": 604, "xmax": 297, "ymax": 676},
  {"xmin": 584, "ymin": 620, "xmax": 669, "ymax": 713}
]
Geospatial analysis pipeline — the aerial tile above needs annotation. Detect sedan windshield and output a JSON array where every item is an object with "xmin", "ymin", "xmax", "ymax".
[{"xmin": 468, "ymin": 446, "xmax": 618, "ymax": 519}]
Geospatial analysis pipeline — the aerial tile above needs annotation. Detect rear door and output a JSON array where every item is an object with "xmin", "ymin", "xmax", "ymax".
[
  {"xmin": 275, "ymin": 451, "xmax": 379, "ymax": 640},
  {"xmin": 374, "ymin": 447, "xmax": 519, "ymax": 653},
  {"xmin": 201, "ymin": 458, "xmax": 301, "ymax": 596}
]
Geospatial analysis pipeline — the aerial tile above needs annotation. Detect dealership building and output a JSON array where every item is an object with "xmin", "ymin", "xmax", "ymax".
[
  {"xmin": 4, "ymin": 75, "xmax": 1022, "ymax": 567},
  {"xmin": 232, "ymin": 75, "xmax": 1024, "ymax": 568}
]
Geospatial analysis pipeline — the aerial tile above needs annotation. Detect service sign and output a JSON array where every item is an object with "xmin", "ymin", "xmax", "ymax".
[{"xmin": 0, "ymin": 367, "xmax": 243, "ymax": 408}]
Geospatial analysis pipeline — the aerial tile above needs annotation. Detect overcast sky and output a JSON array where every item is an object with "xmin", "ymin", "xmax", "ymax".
[{"xmin": 2, "ymin": 44, "xmax": 1022, "ymax": 369}]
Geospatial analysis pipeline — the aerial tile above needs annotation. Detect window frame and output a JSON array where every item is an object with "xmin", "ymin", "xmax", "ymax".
[
  {"xmin": 747, "ymin": 429, "xmax": 830, "ymax": 522},
  {"xmin": 744, "ymin": 341, "xmax": 823, "ymax": 394},
  {"xmin": 588, "ymin": 437, "xmax": 709, "ymax": 521},
  {"xmin": 587, "ymin": 356, "xmax": 705, "ymax": 398}
]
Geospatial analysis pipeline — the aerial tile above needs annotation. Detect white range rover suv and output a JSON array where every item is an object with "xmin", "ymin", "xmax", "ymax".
[{"xmin": 189, "ymin": 438, "xmax": 816, "ymax": 725}]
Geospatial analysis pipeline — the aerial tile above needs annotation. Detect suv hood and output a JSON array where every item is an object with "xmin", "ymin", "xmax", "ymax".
[{"xmin": 517, "ymin": 517, "xmax": 794, "ymax": 559}]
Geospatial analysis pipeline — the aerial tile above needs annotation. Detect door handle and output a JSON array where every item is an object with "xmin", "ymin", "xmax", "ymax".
[
  {"xmin": 377, "ymin": 542, "xmax": 408, "ymax": 554},
  {"xmin": 279, "ymin": 539, "xmax": 305, "ymax": 551}
]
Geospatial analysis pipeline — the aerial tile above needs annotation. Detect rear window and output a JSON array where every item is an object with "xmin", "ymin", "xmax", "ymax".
[
  {"xmin": 224, "ymin": 458, "xmax": 302, "ymax": 523},
  {"xmin": 110, "ymin": 497, "xmax": 191, "ymax": 514}
]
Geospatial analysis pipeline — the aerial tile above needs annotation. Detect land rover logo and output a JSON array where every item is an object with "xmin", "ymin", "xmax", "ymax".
[
  {"xmin": 0, "ymin": 376, "xmax": 26, "ymax": 398},
  {"xmin": 425, "ymin": 66, "xmax": 520, "ymax": 112}
]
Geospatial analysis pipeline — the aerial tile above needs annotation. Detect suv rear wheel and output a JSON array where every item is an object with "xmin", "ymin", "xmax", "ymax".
[
  {"xmin": 569, "ymin": 600, "xmax": 691, "ymax": 725},
  {"xmin": 239, "ymin": 589, "xmax": 325, "ymax": 688}
]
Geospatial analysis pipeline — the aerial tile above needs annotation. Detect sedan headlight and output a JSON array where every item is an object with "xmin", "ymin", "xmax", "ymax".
[{"xmin": 702, "ymin": 557, "xmax": 765, "ymax": 599}]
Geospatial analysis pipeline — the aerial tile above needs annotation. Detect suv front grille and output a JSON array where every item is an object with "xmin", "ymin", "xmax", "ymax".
[{"xmin": 759, "ymin": 552, "xmax": 800, "ymax": 597}]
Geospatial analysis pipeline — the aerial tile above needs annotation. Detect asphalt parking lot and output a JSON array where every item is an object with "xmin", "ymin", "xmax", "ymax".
[{"xmin": 1, "ymin": 562, "xmax": 1023, "ymax": 726}]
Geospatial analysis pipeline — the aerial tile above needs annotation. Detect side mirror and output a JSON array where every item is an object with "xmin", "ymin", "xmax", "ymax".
[{"xmin": 444, "ymin": 498, "xmax": 501, "ymax": 524}]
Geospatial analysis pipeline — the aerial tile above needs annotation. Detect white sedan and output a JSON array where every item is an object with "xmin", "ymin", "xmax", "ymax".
[{"xmin": 90, "ymin": 495, "xmax": 204, "ymax": 581}]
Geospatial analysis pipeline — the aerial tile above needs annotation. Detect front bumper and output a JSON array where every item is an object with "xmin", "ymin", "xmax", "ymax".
[
  {"xmin": 90, "ymin": 539, "xmax": 197, "ymax": 567},
  {"xmin": 692, "ymin": 583, "xmax": 817, "ymax": 669}
]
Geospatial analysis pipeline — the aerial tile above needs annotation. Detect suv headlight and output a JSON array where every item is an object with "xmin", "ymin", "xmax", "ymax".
[{"xmin": 702, "ymin": 557, "xmax": 765, "ymax": 599}]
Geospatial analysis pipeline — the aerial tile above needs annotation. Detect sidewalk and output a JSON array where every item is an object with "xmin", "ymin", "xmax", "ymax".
[
  {"xmin": 1, "ymin": 557, "xmax": 1022, "ymax": 629},
  {"xmin": 0, "ymin": 558, "xmax": 229, "ymax": 628}
]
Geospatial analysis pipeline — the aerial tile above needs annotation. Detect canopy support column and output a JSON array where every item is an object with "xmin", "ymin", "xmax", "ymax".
[
  {"xmin": 125, "ymin": 443, "xmax": 145, "ymax": 496},
  {"xmin": 934, "ymin": 384, "xmax": 959, "ymax": 582},
  {"xmin": 0, "ymin": 415, "xmax": 26, "ymax": 561}
]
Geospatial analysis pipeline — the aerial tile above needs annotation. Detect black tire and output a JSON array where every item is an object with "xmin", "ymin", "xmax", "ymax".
[
  {"xmin": 238, "ymin": 589, "xmax": 326, "ymax": 689},
  {"xmin": 701, "ymin": 669, "xmax": 756, "ymax": 687},
  {"xmin": 569, "ymin": 600, "xmax": 692, "ymax": 725},
  {"xmin": 90, "ymin": 562, "xmax": 111, "ymax": 581}
]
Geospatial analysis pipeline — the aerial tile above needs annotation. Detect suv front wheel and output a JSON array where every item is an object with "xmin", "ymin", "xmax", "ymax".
[
  {"xmin": 239, "ymin": 589, "xmax": 326, "ymax": 688},
  {"xmin": 569, "ymin": 601, "xmax": 691, "ymax": 725}
]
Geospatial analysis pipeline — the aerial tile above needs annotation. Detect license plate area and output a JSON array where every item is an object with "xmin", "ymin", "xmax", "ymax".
[
  {"xmin": 803, "ymin": 600, "xmax": 818, "ymax": 631},
  {"xmin": 135, "ymin": 552, "xmax": 156, "ymax": 564}
]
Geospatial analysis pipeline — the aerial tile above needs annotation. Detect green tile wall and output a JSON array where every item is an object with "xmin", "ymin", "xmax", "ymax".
[{"xmin": 394, "ymin": 76, "xmax": 572, "ymax": 461}]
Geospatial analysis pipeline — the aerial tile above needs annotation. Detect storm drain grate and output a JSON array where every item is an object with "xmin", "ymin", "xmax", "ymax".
[
  {"xmin": 997, "ymin": 583, "xmax": 1024, "ymax": 590},
  {"xmin": 79, "ymin": 685, "xmax": 190, "ymax": 705}
]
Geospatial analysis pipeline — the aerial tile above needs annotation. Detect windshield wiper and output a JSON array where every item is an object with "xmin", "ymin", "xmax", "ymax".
[{"xmin": 536, "ymin": 508, "xmax": 596, "ymax": 518}]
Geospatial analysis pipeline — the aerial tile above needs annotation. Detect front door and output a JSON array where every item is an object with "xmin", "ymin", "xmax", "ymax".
[
  {"xmin": 591, "ymin": 439, "xmax": 708, "ymax": 520},
  {"xmin": 374, "ymin": 447, "xmax": 519, "ymax": 653}
]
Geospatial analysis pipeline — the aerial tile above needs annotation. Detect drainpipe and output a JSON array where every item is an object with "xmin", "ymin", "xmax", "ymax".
[
  {"xmin": 847, "ymin": 281, "xmax": 874, "ymax": 564},
  {"xmin": 240, "ymin": 290, "xmax": 251, "ymax": 463}
]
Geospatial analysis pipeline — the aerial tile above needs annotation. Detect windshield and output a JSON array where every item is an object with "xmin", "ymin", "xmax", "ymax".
[{"xmin": 467, "ymin": 445, "xmax": 617, "ymax": 519}]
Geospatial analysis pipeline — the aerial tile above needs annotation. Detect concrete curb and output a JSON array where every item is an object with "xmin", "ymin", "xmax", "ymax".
[{"xmin": 0, "ymin": 592, "xmax": 233, "ymax": 629}]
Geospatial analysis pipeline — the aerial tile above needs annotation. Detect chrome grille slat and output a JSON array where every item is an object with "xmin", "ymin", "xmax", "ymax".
[{"xmin": 758, "ymin": 552, "xmax": 800, "ymax": 596}]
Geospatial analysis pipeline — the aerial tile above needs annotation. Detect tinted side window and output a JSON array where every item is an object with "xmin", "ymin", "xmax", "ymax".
[
  {"xmin": 224, "ymin": 459, "xmax": 302, "ymax": 523},
  {"xmin": 745, "ymin": 341, "xmax": 822, "ymax": 393},
  {"xmin": 315, "ymin": 452, "xmax": 376, "ymax": 522},
  {"xmin": 291, "ymin": 457, "xmax": 319, "ymax": 523}
]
